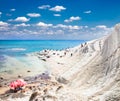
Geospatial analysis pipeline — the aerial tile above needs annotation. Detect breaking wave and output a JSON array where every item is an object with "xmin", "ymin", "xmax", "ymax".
[{"xmin": 7, "ymin": 48, "xmax": 26, "ymax": 52}]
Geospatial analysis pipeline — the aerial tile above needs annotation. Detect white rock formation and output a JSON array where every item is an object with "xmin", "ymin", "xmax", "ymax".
[{"xmin": 43, "ymin": 23, "xmax": 120, "ymax": 101}]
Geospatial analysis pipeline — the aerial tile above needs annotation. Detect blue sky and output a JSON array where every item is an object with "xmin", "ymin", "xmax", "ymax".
[{"xmin": 0, "ymin": 0, "xmax": 120, "ymax": 40}]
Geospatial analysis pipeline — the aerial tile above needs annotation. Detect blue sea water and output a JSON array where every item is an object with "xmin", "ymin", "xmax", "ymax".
[
  {"xmin": 0, "ymin": 40, "xmax": 85, "ymax": 57},
  {"xmin": 0, "ymin": 40, "xmax": 86, "ymax": 76}
]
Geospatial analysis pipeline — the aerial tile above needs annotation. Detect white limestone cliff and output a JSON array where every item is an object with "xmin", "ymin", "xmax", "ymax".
[
  {"xmin": 16, "ymin": 23, "xmax": 120, "ymax": 101},
  {"xmin": 50, "ymin": 23, "xmax": 120, "ymax": 101}
]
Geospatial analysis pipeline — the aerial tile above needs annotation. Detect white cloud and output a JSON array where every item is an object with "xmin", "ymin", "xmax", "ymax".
[
  {"xmin": 90, "ymin": 25, "xmax": 112, "ymax": 37},
  {"xmin": 84, "ymin": 26, "xmax": 88, "ymax": 28},
  {"xmin": 14, "ymin": 17, "xmax": 30, "ymax": 22},
  {"xmin": 55, "ymin": 24, "xmax": 80, "ymax": 30},
  {"xmin": 14, "ymin": 23, "xmax": 30, "ymax": 27},
  {"xmin": 8, "ymin": 19, "xmax": 13, "ymax": 22},
  {"xmin": 37, "ymin": 22, "xmax": 53, "ymax": 27},
  {"xmin": 0, "ymin": 21, "xmax": 9, "ymax": 31},
  {"xmin": 0, "ymin": 21, "xmax": 112, "ymax": 40},
  {"xmin": 55, "ymin": 24, "xmax": 68, "ymax": 28},
  {"xmin": 84, "ymin": 10, "xmax": 91, "ymax": 14},
  {"xmin": 64, "ymin": 19, "xmax": 69, "ymax": 23},
  {"xmin": 68, "ymin": 25, "xmax": 80, "ymax": 30},
  {"xmin": 96, "ymin": 25, "xmax": 107, "ymax": 29},
  {"xmin": 0, "ymin": 21, "xmax": 9, "ymax": 26},
  {"xmin": 91, "ymin": 25, "xmax": 111, "ymax": 31},
  {"xmin": 38, "ymin": 5, "xmax": 50, "ymax": 9},
  {"xmin": 10, "ymin": 9, "xmax": 16, "ymax": 12},
  {"xmin": 27, "ymin": 13, "xmax": 41, "ymax": 17},
  {"xmin": 64, "ymin": 16, "xmax": 81, "ymax": 23},
  {"xmin": 54, "ymin": 14, "xmax": 61, "ymax": 16},
  {"xmin": 49, "ymin": 5, "xmax": 66, "ymax": 12},
  {"xmin": 70, "ymin": 16, "xmax": 80, "ymax": 20},
  {"xmin": 56, "ymin": 30, "xmax": 64, "ymax": 34},
  {"xmin": 0, "ymin": 12, "xmax": 2, "ymax": 15}
]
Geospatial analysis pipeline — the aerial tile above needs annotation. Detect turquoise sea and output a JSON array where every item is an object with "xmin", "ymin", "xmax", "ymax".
[
  {"xmin": 0, "ymin": 40, "xmax": 85, "ymax": 57},
  {"xmin": 0, "ymin": 40, "xmax": 85, "ymax": 75}
]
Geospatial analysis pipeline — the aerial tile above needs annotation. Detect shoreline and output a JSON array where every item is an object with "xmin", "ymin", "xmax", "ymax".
[
  {"xmin": 0, "ymin": 39, "xmax": 86, "ymax": 81},
  {"xmin": 0, "ymin": 42, "xmax": 84, "ymax": 80}
]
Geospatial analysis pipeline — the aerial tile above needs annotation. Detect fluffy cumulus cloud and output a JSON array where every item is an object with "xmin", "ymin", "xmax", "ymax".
[
  {"xmin": 27, "ymin": 13, "xmax": 41, "ymax": 17},
  {"xmin": 38, "ymin": 5, "xmax": 50, "ymax": 9},
  {"xmin": 37, "ymin": 22, "xmax": 53, "ymax": 27},
  {"xmin": 84, "ymin": 10, "xmax": 91, "ymax": 14},
  {"xmin": 68, "ymin": 25, "xmax": 80, "ymax": 30},
  {"xmin": 49, "ymin": 5, "xmax": 66, "ymax": 12},
  {"xmin": 0, "ymin": 21, "xmax": 9, "ymax": 31},
  {"xmin": 54, "ymin": 14, "xmax": 61, "ymax": 16},
  {"xmin": 14, "ymin": 17, "xmax": 30, "ymax": 22},
  {"xmin": 14, "ymin": 23, "xmax": 30, "ymax": 27},
  {"xmin": 91, "ymin": 25, "xmax": 110, "ymax": 31},
  {"xmin": 64, "ymin": 16, "xmax": 81, "ymax": 23},
  {"xmin": 10, "ymin": 9, "xmax": 16, "ymax": 12},
  {"xmin": 90, "ymin": 25, "xmax": 112, "ymax": 36},
  {"xmin": 96, "ymin": 25, "xmax": 107, "ymax": 29},
  {"xmin": 0, "ymin": 21, "xmax": 9, "ymax": 26},
  {"xmin": 54, "ymin": 24, "xmax": 81, "ymax": 30}
]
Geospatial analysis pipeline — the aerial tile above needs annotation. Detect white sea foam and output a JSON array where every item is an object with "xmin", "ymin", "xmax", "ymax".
[{"xmin": 7, "ymin": 48, "xmax": 26, "ymax": 51}]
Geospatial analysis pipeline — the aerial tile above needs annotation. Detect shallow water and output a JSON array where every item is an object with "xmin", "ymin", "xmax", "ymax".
[
  {"xmin": 0, "ymin": 40, "xmax": 85, "ymax": 56},
  {"xmin": 0, "ymin": 40, "xmax": 85, "ymax": 78}
]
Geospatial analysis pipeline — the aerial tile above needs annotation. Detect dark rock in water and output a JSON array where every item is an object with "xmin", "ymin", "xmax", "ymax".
[
  {"xmin": 27, "ymin": 70, "xmax": 31, "ymax": 73},
  {"xmin": 18, "ymin": 75, "xmax": 22, "ymax": 78},
  {"xmin": 41, "ymin": 59, "xmax": 46, "ymax": 61},
  {"xmin": 44, "ymin": 50, "xmax": 47, "ymax": 52},
  {"xmin": 3, "ymin": 70, "xmax": 7, "ymax": 72},
  {"xmin": 0, "ymin": 77, "xmax": 3, "ymax": 80},
  {"xmin": 46, "ymin": 56, "xmax": 50, "ymax": 58},
  {"xmin": 53, "ymin": 53, "xmax": 56, "ymax": 55}
]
